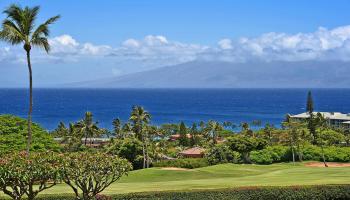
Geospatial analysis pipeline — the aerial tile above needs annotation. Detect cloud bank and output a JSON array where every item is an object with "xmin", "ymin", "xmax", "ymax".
[{"xmin": 1, "ymin": 25, "xmax": 350, "ymax": 67}]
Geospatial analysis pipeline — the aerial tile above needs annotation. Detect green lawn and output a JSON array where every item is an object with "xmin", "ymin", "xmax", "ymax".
[
  {"xmin": 1, "ymin": 162, "xmax": 350, "ymax": 198},
  {"xmin": 45, "ymin": 162, "xmax": 350, "ymax": 195}
]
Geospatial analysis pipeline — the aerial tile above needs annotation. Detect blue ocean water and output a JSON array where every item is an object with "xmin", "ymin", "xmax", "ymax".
[{"xmin": 0, "ymin": 88, "xmax": 349, "ymax": 130}]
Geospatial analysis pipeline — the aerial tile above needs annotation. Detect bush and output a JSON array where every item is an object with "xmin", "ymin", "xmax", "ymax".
[
  {"xmin": 107, "ymin": 138, "xmax": 144, "ymax": 169},
  {"xmin": 0, "ymin": 151, "xmax": 63, "ymax": 200},
  {"xmin": 62, "ymin": 152, "xmax": 132, "ymax": 200},
  {"xmin": 302, "ymin": 146, "xmax": 350, "ymax": 162},
  {"xmin": 33, "ymin": 185, "xmax": 350, "ymax": 200},
  {"xmin": 250, "ymin": 145, "xmax": 350, "ymax": 164},
  {"xmin": 153, "ymin": 158, "xmax": 209, "ymax": 169},
  {"xmin": 205, "ymin": 144, "xmax": 241, "ymax": 165},
  {"xmin": 0, "ymin": 115, "xmax": 60, "ymax": 154},
  {"xmin": 250, "ymin": 146, "xmax": 290, "ymax": 164}
]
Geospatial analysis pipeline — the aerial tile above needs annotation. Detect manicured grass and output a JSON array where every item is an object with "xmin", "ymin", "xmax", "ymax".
[
  {"xmin": 47, "ymin": 162, "xmax": 350, "ymax": 195},
  {"xmin": 1, "ymin": 162, "xmax": 350, "ymax": 198}
]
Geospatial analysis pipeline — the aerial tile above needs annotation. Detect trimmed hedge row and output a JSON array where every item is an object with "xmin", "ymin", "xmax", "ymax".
[
  {"xmin": 31, "ymin": 185, "xmax": 350, "ymax": 200},
  {"xmin": 250, "ymin": 145, "xmax": 350, "ymax": 164},
  {"xmin": 152, "ymin": 158, "xmax": 209, "ymax": 169}
]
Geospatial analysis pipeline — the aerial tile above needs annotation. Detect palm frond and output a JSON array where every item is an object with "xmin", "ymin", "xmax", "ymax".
[
  {"xmin": 31, "ymin": 37, "xmax": 50, "ymax": 52},
  {"xmin": 23, "ymin": 5, "xmax": 40, "ymax": 35},
  {"xmin": 31, "ymin": 15, "xmax": 60, "ymax": 40},
  {"xmin": 3, "ymin": 4, "xmax": 26, "ymax": 33},
  {"xmin": 0, "ymin": 19, "xmax": 25, "ymax": 43}
]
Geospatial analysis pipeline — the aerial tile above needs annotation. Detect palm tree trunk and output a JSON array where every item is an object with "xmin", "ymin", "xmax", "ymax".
[
  {"xmin": 321, "ymin": 145, "xmax": 328, "ymax": 167},
  {"xmin": 141, "ymin": 132, "xmax": 146, "ymax": 168},
  {"xmin": 26, "ymin": 50, "xmax": 33, "ymax": 156},
  {"xmin": 145, "ymin": 139, "xmax": 150, "ymax": 168},
  {"xmin": 291, "ymin": 146, "xmax": 295, "ymax": 164}
]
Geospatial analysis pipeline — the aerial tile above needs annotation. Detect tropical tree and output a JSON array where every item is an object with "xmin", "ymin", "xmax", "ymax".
[
  {"xmin": 62, "ymin": 153, "xmax": 131, "ymax": 200},
  {"xmin": 282, "ymin": 119, "xmax": 309, "ymax": 163},
  {"xmin": 306, "ymin": 91, "xmax": 317, "ymax": 144},
  {"xmin": 129, "ymin": 106, "xmax": 151, "ymax": 168},
  {"xmin": 314, "ymin": 113, "xmax": 329, "ymax": 167},
  {"xmin": 76, "ymin": 112, "xmax": 100, "ymax": 146},
  {"xmin": 179, "ymin": 121, "xmax": 189, "ymax": 146},
  {"xmin": 112, "ymin": 118, "xmax": 122, "ymax": 138},
  {"xmin": 190, "ymin": 123, "xmax": 199, "ymax": 146},
  {"xmin": 204, "ymin": 120, "xmax": 223, "ymax": 144},
  {"xmin": 261, "ymin": 123, "xmax": 275, "ymax": 145},
  {"xmin": 0, "ymin": 151, "xmax": 63, "ymax": 200},
  {"xmin": 0, "ymin": 4, "xmax": 60, "ymax": 155}
]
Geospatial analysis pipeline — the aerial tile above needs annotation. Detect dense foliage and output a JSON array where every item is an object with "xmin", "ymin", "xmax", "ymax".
[
  {"xmin": 30, "ymin": 185, "xmax": 350, "ymax": 200},
  {"xmin": 0, "ymin": 115, "xmax": 60, "ymax": 154},
  {"xmin": 0, "ymin": 151, "xmax": 63, "ymax": 200},
  {"xmin": 106, "ymin": 138, "xmax": 144, "ymax": 169},
  {"xmin": 205, "ymin": 143, "xmax": 241, "ymax": 165},
  {"xmin": 62, "ymin": 152, "xmax": 132, "ymax": 200},
  {"xmin": 152, "ymin": 158, "xmax": 209, "ymax": 169}
]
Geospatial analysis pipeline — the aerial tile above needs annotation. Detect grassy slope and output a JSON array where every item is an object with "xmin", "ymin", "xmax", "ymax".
[{"xmin": 39, "ymin": 163, "xmax": 350, "ymax": 195}]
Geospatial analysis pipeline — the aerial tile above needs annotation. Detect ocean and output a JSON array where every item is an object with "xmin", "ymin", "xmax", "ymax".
[{"xmin": 0, "ymin": 88, "xmax": 349, "ymax": 130}]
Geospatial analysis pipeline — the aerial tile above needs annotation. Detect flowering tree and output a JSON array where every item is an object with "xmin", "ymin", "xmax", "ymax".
[
  {"xmin": 62, "ymin": 152, "xmax": 132, "ymax": 200},
  {"xmin": 0, "ymin": 151, "xmax": 63, "ymax": 200}
]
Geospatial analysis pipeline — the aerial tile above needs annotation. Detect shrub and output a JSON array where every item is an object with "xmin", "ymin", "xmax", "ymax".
[
  {"xmin": 0, "ymin": 115, "xmax": 60, "ymax": 154},
  {"xmin": 227, "ymin": 135, "xmax": 268, "ymax": 163},
  {"xmin": 250, "ymin": 146, "xmax": 290, "ymax": 164},
  {"xmin": 107, "ymin": 138, "xmax": 144, "ymax": 169},
  {"xmin": 205, "ymin": 144, "xmax": 241, "ymax": 165},
  {"xmin": 62, "ymin": 152, "xmax": 132, "ymax": 200},
  {"xmin": 0, "ymin": 151, "xmax": 63, "ymax": 200},
  {"xmin": 153, "ymin": 158, "xmax": 209, "ymax": 169},
  {"xmin": 251, "ymin": 145, "xmax": 350, "ymax": 164},
  {"xmin": 33, "ymin": 185, "xmax": 350, "ymax": 200}
]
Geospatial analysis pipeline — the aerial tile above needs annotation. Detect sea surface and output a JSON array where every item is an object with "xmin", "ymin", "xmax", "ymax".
[{"xmin": 0, "ymin": 88, "xmax": 349, "ymax": 130}]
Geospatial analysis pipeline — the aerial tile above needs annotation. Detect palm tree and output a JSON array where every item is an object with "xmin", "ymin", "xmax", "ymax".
[
  {"xmin": 112, "ymin": 118, "xmax": 122, "ymax": 138},
  {"xmin": 0, "ymin": 4, "xmax": 60, "ymax": 155},
  {"xmin": 129, "ymin": 106, "xmax": 151, "ymax": 168},
  {"xmin": 76, "ymin": 111, "xmax": 100, "ymax": 146},
  {"xmin": 204, "ymin": 120, "xmax": 223, "ymax": 144}
]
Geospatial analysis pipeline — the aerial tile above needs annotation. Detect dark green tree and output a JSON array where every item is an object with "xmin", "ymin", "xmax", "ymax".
[
  {"xmin": 227, "ymin": 135, "xmax": 267, "ymax": 163},
  {"xmin": 204, "ymin": 120, "xmax": 223, "ymax": 144},
  {"xmin": 0, "ymin": 4, "xmax": 60, "ymax": 155},
  {"xmin": 112, "ymin": 118, "xmax": 122, "ymax": 139},
  {"xmin": 75, "ymin": 112, "xmax": 100, "ymax": 146},
  {"xmin": 129, "ymin": 106, "xmax": 151, "ymax": 168},
  {"xmin": 306, "ymin": 91, "xmax": 317, "ymax": 144},
  {"xmin": 179, "ymin": 121, "xmax": 189, "ymax": 146},
  {"xmin": 190, "ymin": 123, "xmax": 198, "ymax": 146}
]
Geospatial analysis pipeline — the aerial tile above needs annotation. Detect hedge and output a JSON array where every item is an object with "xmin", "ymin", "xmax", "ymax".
[
  {"xmin": 152, "ymin": 158, "xmax": 209, "ymax": 169},
  {"xmin": 24, "ymin": 185, "xmax": 350, "ymax": 200},
  {"xmin": 250, "ymin": 145, "xmax": 350, "ymax": 164}
]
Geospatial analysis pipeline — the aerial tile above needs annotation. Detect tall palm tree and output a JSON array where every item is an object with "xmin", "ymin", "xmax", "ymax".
[
  {"xmin": 76, "ymin": 111, "xmax": 100, "ymax": 146},
  {"xmin": 0, "ymin": 4, "xmax": 60, "ymax": 155},
  {"xmin": 112, "ymin": 118, "xmax": 122, "ymax": 138},
  {"xmin": 204, "ymin": 120, "xmax": 223, "ymax": 144},
  {"xmin": 129, "ymin": 106, "xmax": 151, "ymax": 168}
]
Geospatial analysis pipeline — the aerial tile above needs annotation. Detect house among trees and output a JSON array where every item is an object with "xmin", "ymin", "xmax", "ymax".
[
  {"xmin": 169, "ymin": 134, "xmax": 192, "ymax": 141},
  {"xmin": 289, "ymin": 112, "xmax": 350, "ymax": 129},
  {"xmin": 179, "ymin": 147, "xmax": 205, "ymax": 158}
]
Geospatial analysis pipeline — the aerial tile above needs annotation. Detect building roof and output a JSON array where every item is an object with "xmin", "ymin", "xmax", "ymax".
[
  {"xmin": 170, "ymin": 134, "xmax": 192, "ymax": 139},
  {"xmin": 179, "ymin": 147, "xmax": 205, "ymax": 155},
  {"xmin": 290, "ymin": 112, "xmax": 350, "ymax": 121}
]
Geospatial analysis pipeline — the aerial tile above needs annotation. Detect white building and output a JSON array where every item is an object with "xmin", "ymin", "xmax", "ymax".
[{"xmin": 289, "ymin": 112, "xmax": 350, "ymax": 129}]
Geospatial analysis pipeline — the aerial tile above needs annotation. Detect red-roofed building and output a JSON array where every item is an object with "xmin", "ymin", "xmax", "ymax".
[
  {"xmin": 169, "ymin": 134, "xmax": 192, "ymax": 141},
  {"xmin": 179, "ymin": 147, "xmax": 205, "ymax": 158}
]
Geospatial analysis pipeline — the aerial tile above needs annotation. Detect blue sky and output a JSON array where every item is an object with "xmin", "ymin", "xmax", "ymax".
[
  {"xmin": 1, "ymin": 0, "xmax": 350, "ymax": 87},
  {"xmin": 1, "ymin": 0, "xmax": 350, "ymax": 44}
]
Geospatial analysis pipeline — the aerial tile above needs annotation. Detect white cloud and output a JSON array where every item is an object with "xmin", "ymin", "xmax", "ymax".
[
  {"xmin": 2, "ymin": 25, "xmax": 350, "ymax": 66},
  {"xmin": 218, "ymin": 39, "xmax": 233, "ymax": 50}
]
